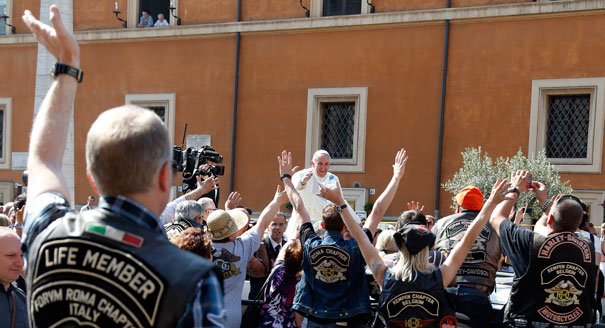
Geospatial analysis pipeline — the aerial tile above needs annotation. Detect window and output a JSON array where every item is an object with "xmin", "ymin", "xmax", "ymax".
[
  {"xmin": 572, "ymin": 190, "xmax": 605, "ymax": 229},
  {"xmin": 323, "ymin": 0, "xmax": 361, "ymax": 16},
  {"xmin": 310, "ymin": 0, "xmax": 371, "ymax": 17},
  {"xmin": 529, "ymin": 78, "xmax": 605, "ymax": 173},
  {"xmin": 128, "ymin": 0, "xmax": 177, "ymax": 28},
  {"xmin": 306, "ymin": 87, "xmax": 367, "ymax": 173},
  {"xmin": 0, "ymin": 0, "xmax": 7, "ymax": 35},
  {"xmin": 125, "ymin": 93, "xmax": 175, "ymax": 144},
  {"xmin": 0, "ymin": 98, "xmax": 12, "ymax": 169}
]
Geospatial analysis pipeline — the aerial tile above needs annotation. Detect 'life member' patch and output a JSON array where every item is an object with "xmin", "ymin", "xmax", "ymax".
[
  {"xmin": 309, "ymin": 245, "xmax": 350, "ymax": 283},
  {"xmin": 31, "ymin": 238, "xmax": 165, "ymax": 327}
]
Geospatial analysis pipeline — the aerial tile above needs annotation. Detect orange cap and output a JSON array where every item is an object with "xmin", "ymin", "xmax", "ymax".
[{"xmin": 455, "ymin": 186, "xmax": 484, "ymax": 211}]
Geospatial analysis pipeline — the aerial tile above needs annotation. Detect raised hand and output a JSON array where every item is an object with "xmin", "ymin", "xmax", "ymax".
[
  {"xmin": 22, "ymin": 6, "xmax": 80, "ymax": 67},
  {"xmin": 393, "ymin": 148, "xmax": 408, "ymax": 179},
  {"xmin": 487, "ymin": 178, "xmax": 511, "ymax": 205},
  {"xmin": 510, "ymin": 170, "xmax": 532, "ymax": 194},
  {"xmin": 406, "ymin": 201, "xmax": 424, "ymax": 212},
  {"xmin": 273, "ymin": 185, "xmax": 289, "ymax": 205},
  {"xmin": 196, "ymin": 175, "xmax": 219, "ymax": 195},
  {"xmin": 277, "ymin": 150, "xmax": 300, "ymax": 178},
  {"xmin": 225, "ymin": 191, "xmax": 242, "ymax": 210},
  {"xmin": 317, "ymin": 181, "xmax": 345, "ymax": 205},
  {"xmin": 530, "ymin": 181, "xmax": 548, "ymax": 205}
]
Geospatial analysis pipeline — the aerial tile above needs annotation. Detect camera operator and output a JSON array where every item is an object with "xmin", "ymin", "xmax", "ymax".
[
  {"xmin": 200, "ymin": 162, "xmax": 221, "ymax": 206},
  {"xmin": 160, "ymin": 174, "xmax": 219, "ymax": 225}
]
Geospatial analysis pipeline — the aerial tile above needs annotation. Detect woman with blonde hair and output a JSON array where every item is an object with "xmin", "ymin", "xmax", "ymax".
[{"xmin": 321, "ymin": 178, "xmax": 509, "ymax": 327}]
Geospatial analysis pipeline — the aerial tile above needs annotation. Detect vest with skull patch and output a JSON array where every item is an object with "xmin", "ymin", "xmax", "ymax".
[{"xmin": 505, "ymin": 232, "xmax": 595, "ymax": 327}]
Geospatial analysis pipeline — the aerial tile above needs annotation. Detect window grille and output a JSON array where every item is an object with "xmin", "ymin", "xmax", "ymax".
[
  {"xmin": 323, "ymin": 0, "xmax": 361, "ymax": 16},
  {"xmin": 321, "ymin": 102, "xmax": 355, "ymax": 159},
  {"xmin": 546, "ymin": 94, "xmax": 590, "ymax": 159},
  {"xmin": 0, "ymin": 2, "xmax": 6, "ymax": 36},
  {"xmin": 145, "ymin": 106, "xmax": 166, "ymax": 122}
]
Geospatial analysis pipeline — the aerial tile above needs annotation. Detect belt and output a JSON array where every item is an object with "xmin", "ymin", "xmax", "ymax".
[
  {"xmin": 457, "ymin": 283, "xmax": 490, "ymax": 294},
  {"xmin": 308, "ymin": 318, "xmax": 349, "ymax": 326}
]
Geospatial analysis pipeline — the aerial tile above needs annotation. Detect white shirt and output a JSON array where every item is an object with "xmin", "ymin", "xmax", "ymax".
[
  {"xmin": 154, "ymin": 19, "xmax": 170, "ymax": 27},
  {"xmin": 284, "ymin": 168, "xmax": 358, "ymax": 239}
]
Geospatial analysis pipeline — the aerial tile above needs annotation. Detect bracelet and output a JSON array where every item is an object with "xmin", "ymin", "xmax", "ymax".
[
  {"xmin": 280, "ymin": 174, "xmax": 292, "ymax": 181},
  {"xmin": 541, "ymin": 199, "xmax": 553, "ymax": 213}
]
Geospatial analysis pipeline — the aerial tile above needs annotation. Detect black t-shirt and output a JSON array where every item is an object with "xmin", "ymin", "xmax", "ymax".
[{"xmin": 499, "ymin": 220, "xmax": 534, "ymax": 277}]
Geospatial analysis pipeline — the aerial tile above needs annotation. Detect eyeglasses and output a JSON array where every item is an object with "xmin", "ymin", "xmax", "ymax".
[{"xmin": 556, "ymin": 195, "xmax": 583, "ymax": 207}]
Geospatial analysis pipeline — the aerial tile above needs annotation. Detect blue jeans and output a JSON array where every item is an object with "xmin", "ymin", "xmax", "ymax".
[{"xmin": 447, "ymin": 286, "xmax": 493, "ymax": 328}]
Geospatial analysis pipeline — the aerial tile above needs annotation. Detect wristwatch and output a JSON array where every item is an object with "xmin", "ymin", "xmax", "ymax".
[
  {"xmin": 51, "ymin": 62, "xmax": 84, "ymax": 83},
  {"xmin": 14, "ymin": 222, "xmax": 23, "ymax": 229},
  {"xmin": 506, "ymin": 186, "xmax": 520, "ymax": 196},
  {"xmin": 336, "ymin": 204, "xmax": 347, "ymax": 213}
]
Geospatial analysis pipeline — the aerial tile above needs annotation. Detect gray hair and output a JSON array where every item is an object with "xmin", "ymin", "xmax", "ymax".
[
  {"xmin": 158, "ymin": 13, "xmax": 164, "ymax": 19},
  {"xmin": 312, "ymin": 150, "xmax": 331, "ymax": 162},
  {"xmin": 0, "ymin": 214, "xmax": 10, "ymax": 227},
  {"xmin": 176, "ymin": 200, "xmax": 203, "ymax": 221},
  {"xmin": 86, "ymin": 105, "xmax": 171, "ymax": 196},
  {"xmin": 197, "ymin": 197, "xmax": 216, "ymax": 212}
]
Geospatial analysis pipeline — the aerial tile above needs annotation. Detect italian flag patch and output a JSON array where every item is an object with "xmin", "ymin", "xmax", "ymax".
[{"xmin": 86, "ymin": 223, "xmax": 144, "ymax": 247}]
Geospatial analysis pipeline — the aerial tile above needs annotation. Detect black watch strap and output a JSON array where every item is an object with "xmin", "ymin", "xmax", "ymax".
[
  {"xmin": 336, "ymin": 204, "xmax": 347, "ymax": 212},
  {"xmin": 51, "ymin": 62, "xmax": 83, "ymax": 83}
]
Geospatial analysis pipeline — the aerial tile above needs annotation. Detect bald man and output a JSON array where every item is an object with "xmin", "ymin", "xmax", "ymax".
[{"xmin": 0, "ymin": 228, "xmax": 27, "ymax": 328}]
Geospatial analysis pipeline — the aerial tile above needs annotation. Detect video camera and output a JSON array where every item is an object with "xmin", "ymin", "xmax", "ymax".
[{"xmin": 173, "ymin": 145, "xmax": 225, "ymax": 194}]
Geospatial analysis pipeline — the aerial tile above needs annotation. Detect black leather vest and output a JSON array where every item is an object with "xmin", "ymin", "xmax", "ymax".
[
  {"xmin": 26, "ymin": 208, "xmax": 220, "ymax": 328},
  {"xmin": 433, "ymin": 212, "xmax": 501, "ymax": 292},
  {"xmin": 505, "ymin": 232, "xmax": 596, "ymax": 327},
  {"xmin": 374, "ymin": 269, "xmax": 457, "ymax": 328}
]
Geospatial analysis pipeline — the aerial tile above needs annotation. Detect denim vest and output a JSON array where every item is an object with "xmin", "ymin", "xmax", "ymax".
[{"xmin": 293, "ymin": 230, "xmax": 371, "ymax": 320}]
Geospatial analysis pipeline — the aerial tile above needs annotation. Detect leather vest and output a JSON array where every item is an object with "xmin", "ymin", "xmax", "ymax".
[
  {"xmin": 505, "ymin": 232, "xmax": 596, "ymax": 327},
  {"xmin": 374, "ymin": 269, "xmax": 457, "ymax": 328},
  {"xmin": 164, "ymin": 218, "xmax": 199, "ymax": 241},
  {"xmin": 433, "ymin": 212, "xmax": 500, "ymax": 291},
  {"xmin": 293, "ymin": 230, "xmax": 371, "ymax": 320},
  {"xmin": 26, "ymin": 208, "xmax": 220, "ymax": 328}
]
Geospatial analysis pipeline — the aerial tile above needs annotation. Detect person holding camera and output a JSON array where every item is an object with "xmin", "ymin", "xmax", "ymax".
[{"xmin": 20, "ymin": 6, "xmax": 226, "ymax": 327}]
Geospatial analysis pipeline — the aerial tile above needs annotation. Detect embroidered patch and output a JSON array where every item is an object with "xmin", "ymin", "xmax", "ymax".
[
  {"xmin": 538, "ymin": 233, "xmax": 592, "ymax": 262},
  {"xmin": 31, "ymin": 238, "xmax": 165, "ymax": 327},
  {"xmin": 386, "ymin": 291, "xmax": 440, "ymax": 318},
  {"xmin": 86, "ymin": 223, "xmax": 144, "ymax": 247},
  {"xmin": 212, "ymin": 248, "xmax": 242, "ymax": 280},
  {"xmin": 444, "ymin": 220, "xmax": 490, "ymax": 264},
  {"xmin": 309, "ymin": 245, "xmax": 350, "ymax": 284}
]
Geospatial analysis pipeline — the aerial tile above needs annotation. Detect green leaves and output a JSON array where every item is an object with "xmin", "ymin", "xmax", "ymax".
[{"xmin": 443, "ymin": 147, "xmax": 571, "ymax": 218}]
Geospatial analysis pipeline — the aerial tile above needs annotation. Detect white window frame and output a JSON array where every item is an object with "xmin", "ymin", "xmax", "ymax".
[
  {"xmin": 305, "ymin": 87, "xmax": 367, "ymax": 173},
  {"xmin": 310, "ymin": 0, "xmax": 371, "ymax": 18},
  {"xmin": 125, "ymin": 93, "xmax": 176, "ymax": 144},
  {"xmin": 0, "ymin": 98, "xmax": 12, "ymax": 170},
  {"xmin": 0, "ymin": 182, "xmax": 13, "ymax": 205},
  {"xmin": 342, "ymin": 187, "xmax": 367, "ymax": 212},
  {"xmin": 572, "ymin": 190, "xmax": 605, "ymax": 231},
  {"xmin": 529, "ymin": 77, "xmax": 605, "ymax": 173}
]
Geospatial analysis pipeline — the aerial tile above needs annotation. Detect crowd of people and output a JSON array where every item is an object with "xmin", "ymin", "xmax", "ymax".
[{"xmin": 2, "ymin": 5, "xmax": 605, "ymax": 328}]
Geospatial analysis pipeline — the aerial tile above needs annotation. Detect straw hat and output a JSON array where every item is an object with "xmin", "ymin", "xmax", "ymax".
[{"xmin": 207, "ymin": 209, "xmax": 249, "ymax": 240}]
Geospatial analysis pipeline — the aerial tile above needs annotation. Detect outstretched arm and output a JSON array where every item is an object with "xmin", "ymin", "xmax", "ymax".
[
  {"xmin": 364, "ymin": 148, "xmax": 408, "ymax": 235},
  {"xmin": 321, "ymin": 182, "xmax": 387, "ymax": 287},
  {"xmin": 251, "ymin": 185, "xmax": 288, "ymax": 241},
  {"xmin": 23, "ymin": 6, "xmax": 80, "ymax": 203},
  {"xmin": 440, "ymin": 179, "xmax": 510, "ymax": 286},
  {"xmin": 278, "ymin": 151, "xmax": 311, "ymax": 230}
]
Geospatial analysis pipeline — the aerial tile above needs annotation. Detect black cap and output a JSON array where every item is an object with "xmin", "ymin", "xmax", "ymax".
[{"xmin": 393, "ymin": 222, "xmax": 436, "ymax": 255}]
